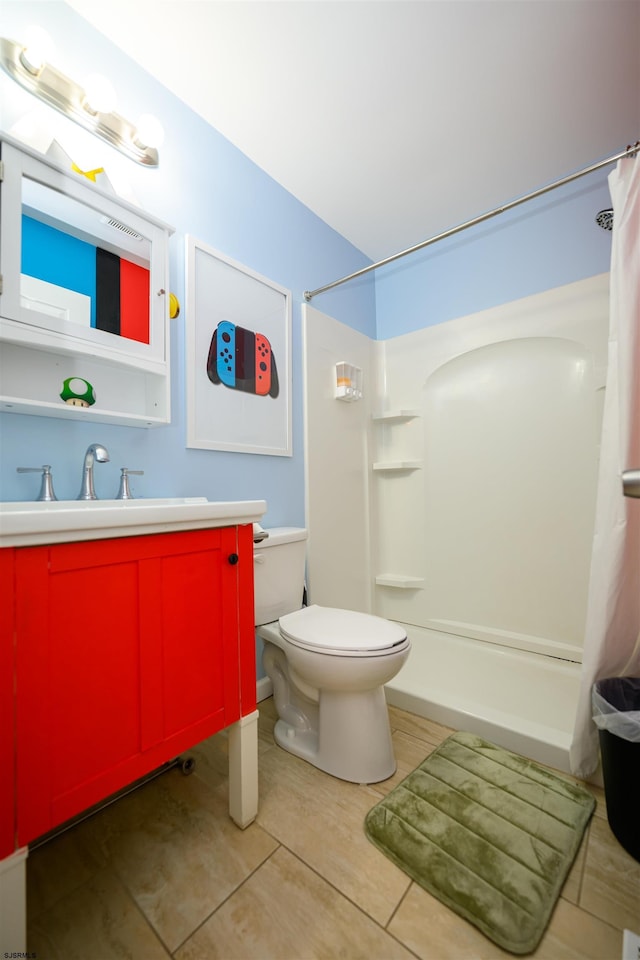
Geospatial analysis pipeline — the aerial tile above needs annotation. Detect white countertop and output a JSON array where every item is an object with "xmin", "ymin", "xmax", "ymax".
[{"xmin": 0, "ymin": 498, "xmax": 267, "ymax": 547}]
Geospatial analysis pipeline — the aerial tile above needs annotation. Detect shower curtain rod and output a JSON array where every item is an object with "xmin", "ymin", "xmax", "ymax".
[{"xmin": 303, "ymin": 140, "xmax": 639, "ymax": 302}]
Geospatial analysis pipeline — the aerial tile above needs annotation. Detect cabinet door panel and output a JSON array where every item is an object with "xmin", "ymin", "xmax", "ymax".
[
  {"xmin": 237, "ymin": 523, "xmax": 257, "ymax": 716},
  {"xmin": 16, "ymin": 547, "xmax": 53, "ymax": 844},
  {"xmin": 48, "ymin": 560, "xmax": 142, "ymax": 797},
  {"xmin": 160, "ymin": 544, "xmax": 226, "ymax": 738}
]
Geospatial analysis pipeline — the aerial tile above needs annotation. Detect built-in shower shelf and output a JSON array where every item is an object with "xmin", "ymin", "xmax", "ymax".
[
  {"xmin": 375, "ymin": 574, "xmax": 425, "ymax": 589},
  {"xmin": 372, "ymin": 409, "xmax": 420, "ymax": 422},
  {"xmin": 372, "ymin": 460, "xmax": 422, "ymax": 471}
]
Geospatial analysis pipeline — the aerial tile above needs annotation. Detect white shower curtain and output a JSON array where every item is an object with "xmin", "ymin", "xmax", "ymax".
[{"xmin": 570, "ymin": 151, "xmax": 640, "ymax": 779}]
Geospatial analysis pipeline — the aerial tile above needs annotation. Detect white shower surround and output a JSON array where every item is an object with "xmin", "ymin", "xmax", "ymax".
[
  {"xmin": 384, "ymin": 624, "xmax": 581, "ymax": 774},
  {"xmin": 303, "ymin": 273, "xmax": 609, "ymax": 775}
]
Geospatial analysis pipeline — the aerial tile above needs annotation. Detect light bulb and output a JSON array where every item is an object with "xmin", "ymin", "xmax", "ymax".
[
  {"xmin": 135, "ymin": 113, "xmax": 165, "ymax": 149},
  {"xmin": 20, "ymin": 26, "xmax": 53, "ymax": 74},
  {"xmin": 9, "ymin": 108, "xmax": 55, "ymax": 152},
  {"xmin": 83, "ymin": 74, "xmax": 117, "ymax": 115}
]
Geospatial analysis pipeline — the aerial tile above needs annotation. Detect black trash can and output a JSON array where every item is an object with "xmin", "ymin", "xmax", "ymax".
[{"xmin": 592, "ymin": 677, "xmax": 640, "ymax": 863}]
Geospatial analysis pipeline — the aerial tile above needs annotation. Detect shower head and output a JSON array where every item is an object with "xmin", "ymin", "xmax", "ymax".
[{"xmin": 596, "ymin": 208, "xmax": 614, "ymax": 230}]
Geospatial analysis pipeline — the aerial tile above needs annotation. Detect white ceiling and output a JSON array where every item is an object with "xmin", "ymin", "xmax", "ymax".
[{"xmin": 66, "ymin": 0, "xmax": 640, "ymax": 262}]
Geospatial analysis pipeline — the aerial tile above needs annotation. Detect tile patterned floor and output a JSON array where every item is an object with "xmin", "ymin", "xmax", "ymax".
[{"xmin": 26, "ymin": 698, "xmax": 640, "ymax": 959}]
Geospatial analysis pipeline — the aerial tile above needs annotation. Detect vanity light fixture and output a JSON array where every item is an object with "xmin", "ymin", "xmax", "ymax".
[
  {"xmin": 18, "ymin": 26, "xmax": 51, "ymax": 75},
  {"xmin": 82, "ymin": 73, "xmax": 118, "ymax": 116},
  {"xmin": 0, "ymin": 35, "xmax": 162, "ymax": 166}
]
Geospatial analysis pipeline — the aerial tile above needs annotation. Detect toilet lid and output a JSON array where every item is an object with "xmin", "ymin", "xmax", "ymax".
[{"xmin": 279, "ymin": 604, "xmax": 407, "ymax": 654}]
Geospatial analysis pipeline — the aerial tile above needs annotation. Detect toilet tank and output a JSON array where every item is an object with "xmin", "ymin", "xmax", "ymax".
[{"xmin": 254, "ymin": 527, "xmax": 307, "ymax": 625}]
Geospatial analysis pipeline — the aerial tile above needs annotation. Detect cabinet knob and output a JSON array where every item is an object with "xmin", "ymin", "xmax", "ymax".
[{"xmin": 228, "ymin": 553, "xmax": 239, "ymax": 565}]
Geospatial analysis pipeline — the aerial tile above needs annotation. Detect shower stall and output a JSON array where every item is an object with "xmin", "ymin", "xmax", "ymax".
[{"xmin": 303, "ymin": 273, "xmax": 609, "ymax": 774}]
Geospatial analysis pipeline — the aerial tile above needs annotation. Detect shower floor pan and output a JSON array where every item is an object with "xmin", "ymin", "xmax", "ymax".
[{"xmin": 385, "ymin": 623, "xmax": 582, "ymax": 775}]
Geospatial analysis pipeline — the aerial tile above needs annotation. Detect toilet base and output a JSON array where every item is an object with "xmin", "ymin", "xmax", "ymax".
[
  {"xmin": 273, "ymin": 718, "xmax": 319, "ymax": 764},
  {"xmin": 273, "ymin": 686, "xmax": 396, "ymax": 784}
]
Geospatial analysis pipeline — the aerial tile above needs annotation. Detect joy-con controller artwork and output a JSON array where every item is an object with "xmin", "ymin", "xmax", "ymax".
[
  {"xmin": 255, "ymin": 333, "xmax": 271, "ymax": 396},
  {"xmin": 216, "ymin": 320, "xmax": 236, "ymax": 387},
  {"xmin": 207, "ymin": 321, "xmax": 279, "ymax": 397}
]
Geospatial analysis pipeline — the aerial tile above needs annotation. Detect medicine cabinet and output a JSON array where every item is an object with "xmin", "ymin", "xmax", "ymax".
[{"xmin": 0, "ymin": 136, "xmax": 174, "ymax": 426}]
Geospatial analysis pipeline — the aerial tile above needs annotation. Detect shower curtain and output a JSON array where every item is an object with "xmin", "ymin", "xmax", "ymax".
[{"xmin": 570, "ymin": 151, "xmax": 640, "ymax": 779}]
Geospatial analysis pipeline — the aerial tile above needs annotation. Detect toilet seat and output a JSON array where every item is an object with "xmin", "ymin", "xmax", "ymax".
[{"xmin": 279, "ymin": 604, "xmax": 408, "ymax": 657}]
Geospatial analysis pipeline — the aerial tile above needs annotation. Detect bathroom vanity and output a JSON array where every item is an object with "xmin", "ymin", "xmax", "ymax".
[
  {"xmin": 0, "ymin": 136, "xmax": 266, "ymax": 950},
  {"xmin": 0, "ymin": 497, "xmax": 266, "ymax": 952}
]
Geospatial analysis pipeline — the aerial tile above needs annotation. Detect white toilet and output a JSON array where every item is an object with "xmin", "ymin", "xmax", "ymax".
[{"xmin": 254, "ymin": 527, "xmax": 411, "ymax": 783}]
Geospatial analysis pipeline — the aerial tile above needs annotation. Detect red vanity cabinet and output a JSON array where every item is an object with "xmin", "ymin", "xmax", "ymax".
[
  {"xmin": 0, "ymin": 547, "xmax": 16, "ymax": 859},
  {"xmin": 3, "ymin": 523, "xmax": 256, "ymax": 850}
]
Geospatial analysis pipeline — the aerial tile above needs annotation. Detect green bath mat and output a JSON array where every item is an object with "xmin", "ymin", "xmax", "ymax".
[{"xmin": 364, "ymin": 732, "xmax": 595, "ymax": 955}]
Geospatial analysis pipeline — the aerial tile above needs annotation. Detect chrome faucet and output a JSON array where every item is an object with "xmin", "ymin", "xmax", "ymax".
[
  {"xmin": 77, "ymin": 443, "xmax": 110, "ymax": 500},
  {"xmin": 116, "ymin": 467, "xmax": 144, "ymax": 500},
  {"xmin": 16, "ymin": 464, "xmax": 58, "ymax": 501}
]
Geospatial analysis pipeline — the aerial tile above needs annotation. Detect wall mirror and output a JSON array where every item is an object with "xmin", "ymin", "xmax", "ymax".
[
  {"xmin": 0, "ymin": 136, "xmax": 174, "ymax": 426},
  {"xmin": 0, "ymin": 136, "xmax": 169, "ymax": 370}
]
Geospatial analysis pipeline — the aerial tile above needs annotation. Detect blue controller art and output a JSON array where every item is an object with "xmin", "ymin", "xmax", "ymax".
[{"xmin": 216, "ymin": 320, "xmax": 236, "ymax": 387}]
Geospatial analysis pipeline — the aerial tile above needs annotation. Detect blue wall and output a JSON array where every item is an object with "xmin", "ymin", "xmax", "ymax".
[
  {"xmin": 375, "ymin": 172, "xmax": 614, "ymax": 339},
  {"xmin": 0, "ymin": 2, "xmax": 618, "ymax": 511},
  {"xmin": 0, "ymin": 1, "xmax": 375, "ymax": 515}
]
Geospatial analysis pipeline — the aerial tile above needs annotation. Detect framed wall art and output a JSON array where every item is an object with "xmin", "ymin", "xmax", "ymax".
[{"xmin": 185, "ymin": 236, "xmax": 292, "ymax": 455}]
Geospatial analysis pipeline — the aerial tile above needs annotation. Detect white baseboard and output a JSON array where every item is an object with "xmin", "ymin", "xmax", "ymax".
[{"xmin": 257, "ymin": 676, "xmax": 273, "ymax": 702}]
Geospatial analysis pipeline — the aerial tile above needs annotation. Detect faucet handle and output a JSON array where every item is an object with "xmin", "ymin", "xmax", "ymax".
[
  {"xmin": 17, "ymin": 465, "xmax": 58, "ymax": 502},
  {"xmin": 116, "ymin": 467, "xmax": 144, "ymax": 500}
]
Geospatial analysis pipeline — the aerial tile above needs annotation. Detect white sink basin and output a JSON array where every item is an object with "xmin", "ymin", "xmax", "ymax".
[{"xmin": 0, "ymin": 498, "xmax": 267, "ymax": 547}]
